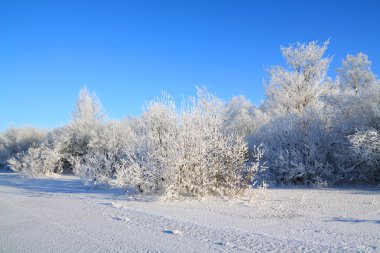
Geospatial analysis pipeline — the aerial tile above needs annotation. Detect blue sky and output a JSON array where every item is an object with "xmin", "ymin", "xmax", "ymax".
[{"xmin": 1, "ymin": 0, "xmax": 379, "ymax": 131}]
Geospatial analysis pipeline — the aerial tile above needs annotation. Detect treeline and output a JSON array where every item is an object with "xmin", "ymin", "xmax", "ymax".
[{"xmin": 1, "ymin": 41, "xmax": 379, "ymax": 197}]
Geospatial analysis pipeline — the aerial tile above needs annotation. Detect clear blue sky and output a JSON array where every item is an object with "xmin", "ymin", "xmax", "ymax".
[{"xmin": 1, "ymin": 0, "xmax": 379, "ymax": 131}]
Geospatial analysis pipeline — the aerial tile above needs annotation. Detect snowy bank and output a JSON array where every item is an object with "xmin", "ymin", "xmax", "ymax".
[{"xmin": 0, "ymin": 172, "xmax": 379, "ymax": 252}]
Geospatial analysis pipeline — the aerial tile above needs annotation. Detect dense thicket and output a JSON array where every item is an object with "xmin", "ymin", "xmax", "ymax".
[{"xmin": 2, "ymin": 41, "xmax": 379, "ymax": 197}]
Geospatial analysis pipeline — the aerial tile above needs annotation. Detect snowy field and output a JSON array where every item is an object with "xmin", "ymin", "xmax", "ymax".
[{"xmin": 0, "ymin": 172, "xmax": 379, "ymax": 252}]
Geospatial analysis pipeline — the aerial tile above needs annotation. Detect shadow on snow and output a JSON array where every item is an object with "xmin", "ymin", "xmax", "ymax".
[
  {"xmin": 0, "ymin": 171, "xmax": 124, "ymax": 199},
  {"xmin": 327, "ymin": 217, "xmax": 380, "ymax": 225}
]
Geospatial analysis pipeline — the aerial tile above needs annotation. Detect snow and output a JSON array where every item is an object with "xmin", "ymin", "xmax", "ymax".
[{"xmin": 0, "ymin": 172, "xmax": 379, "ymax": 252}]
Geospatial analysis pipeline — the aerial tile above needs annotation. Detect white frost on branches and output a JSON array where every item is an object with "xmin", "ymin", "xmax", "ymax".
[
  {"xmin": 3, "ymin": 40, "xmax": 380, "ymax": 194},
  {"xmin": 264, "ymin": 41, "xmax": 333, "ymax": 116}
]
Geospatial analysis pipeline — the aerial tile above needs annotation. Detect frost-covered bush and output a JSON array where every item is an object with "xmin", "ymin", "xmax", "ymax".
[
  {"xmin": 128, "ymin": 95, "xmax": 180, "ymax": 193},
  {"xmin": 74, "ymin": 95, "xmax": 178, "ymax": 192},
  {"xmin": 164, "ymin": 88, "xmax": 263, "ymax": 197},
  {"xmin": 79, "ymin": 119, "xmax": 137, "ymax": 188},
  {"xmin": 323, "ymin": 77, "xmax": 380, "ymax": 182},
  {"xmin": 5, "ymin": 87, "xmax": 106, "ymax": 177},
  {"xmin": 113, "ymin": 89, "xmax": 264, "ymax": 197},
  {"xmin": 251, "ymin": 108, "xmax": 333, "ymax": 184},
  {"xmin": 6, "ymin": 87, "xmax": 263, "ymax": 196},
  {"xmin": 348, "ymin": 130, "xmax": 380, "ymax": 182},
  {"xmin": 5, "ymin": 41, "xmax": 380, "ymax": 192},
  {"xmin": 113, "ymin": 97, "xmax": 180, "ymax": 193},
  {"xmin": 8, "ymin": 143, "xmax": 61, "ymax": 176},
  {"xmin": 0, "ymin": 126, "xmax": 47, "ymax": 169}
]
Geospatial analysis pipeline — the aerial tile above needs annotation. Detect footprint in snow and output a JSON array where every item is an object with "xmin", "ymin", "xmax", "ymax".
[
  {"xmin": 111, "ymin": 202, "xmax": 126, "ymax": 209},
  {"xmin": 163, "ymin": 229, "xmax": 183, "ymax": 235},
  {"xmin": 215, "ymin": 241, "xmax": 233, "ymax": 247},
  {"xmin": 112, "ymin": 216, "xmax": 130, "ymax": 222}
]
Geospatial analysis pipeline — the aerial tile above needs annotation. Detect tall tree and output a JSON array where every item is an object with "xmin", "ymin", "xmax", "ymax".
[
  {"xmin": 264, "ymin": 41, "xmax": 332, "ymax": 116},
  {"xmin": 337, "ymin": 53, "xmax": 376, "ymax": 93},
  {"xmin": 72, "ymin": 87, "xmax": 105, "ymax": 127}
]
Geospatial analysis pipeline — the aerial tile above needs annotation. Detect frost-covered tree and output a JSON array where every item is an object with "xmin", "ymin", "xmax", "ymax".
[
  {"xmin": 264, "ymin": 41, "xmax": 332, "ymax": 116},
  {"xmin": 69, "ymin": 87, "xmax": 105, "ymax": 158},
  {"xmin": 253, "ymin": 48, "xmax": 380, "ymax": 184},
  {"xmin": 253, "ymin": 41, "xmax": 337, "ymax": 184},
  {"xmin": 223, "ymin": 96, "xmax": 267, "ymax": 137},
  {"xmin": 72, "ymin": 87, "xmax": 105, "ymax": 127},
  {"xmin": 58, "ymin": 87, "xmax": 105, "ymax": 173},
  {"xmin": 337, "ymin": 53, "xmax": 376, "ymax": 93},
  {"xmin": 256, "ymin": 46, "xmax": 380, "ymax": 184}
]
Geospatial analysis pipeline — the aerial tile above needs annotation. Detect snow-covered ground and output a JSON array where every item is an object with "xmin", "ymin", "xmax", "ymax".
[{"xmin": 0, "ymin": 172, "xmax": 379, "ymax": 252}]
